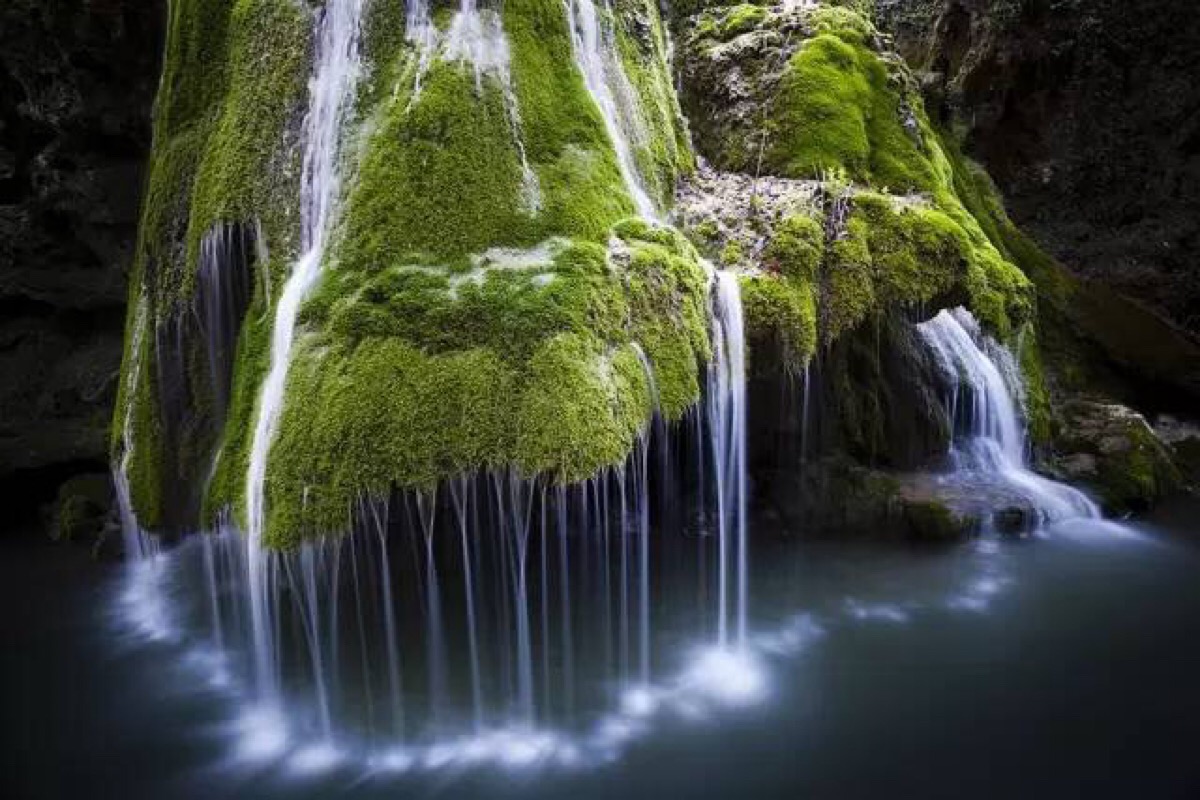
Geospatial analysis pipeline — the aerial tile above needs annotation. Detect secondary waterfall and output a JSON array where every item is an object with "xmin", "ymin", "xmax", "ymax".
[
  {"xmin": 244, "ymin": 0, "xmax": 365, "ymax": 708},
  {"xmin": 918, "ymin": 308, "xmax": 1101, "ymax": 527},
  {"xmin": 566, "ymin": 0, "xmax": 659, "ymax": 220}
]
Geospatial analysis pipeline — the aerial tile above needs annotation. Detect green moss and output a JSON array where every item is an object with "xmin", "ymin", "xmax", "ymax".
[
  {"xmin": 719, "ymin": 239, "xmax": 746, "ymax": 266},
  {"xmin": 202, "ymin": 296, "xmax": 273, "ymax": 524},
  {"xmin": 766, "ymin": 30, "xmax": 936, "ymax": 193},
  {"xmin": 740, "ymin": 273, "xmax": 817, "ymax": 376},
  {"xmin": 112, "ymin": 0, "xmax": 311, "ymax": 533},
  {"xmin": 611, "ymin": 0, "xmax": 695, "ymax": 207},
  {"xmin": 126, "ymin": 349, "xmax": 166, "ymax": 531},
  {"xmin": 134, "ymin": 0, "xmax": 309, "ymax": 313},
  {"xmin": 820, "ymin": 190, "xmax": 1031, "ymax": 342},
  {"xmin": 808, "ymin": 5, "xmax": 875, "ymax": 45},
  {"xmin": 118, "ymin": 0, "xmax": 717, "ymax": 546},
  {"xmin": 721, "ymin": 4, "xmax": 768, "ymax": 39},
  {"xmin": 263, "ymin": 224, "xmax": 710, "ymax": 547},
  {"xmin": 185, "ymin": 0, "xmax": 309, "ymax": 281},
  {"xmin": 341, "ymin": 0, "xmax": 677, "ymax": 274},
  {"xmin": 764, "ymin": 213, "xmax": 824, "ymax": 281},
  {"xmin": 339, "ymin": 65, "xmax": 534, "ymax": 269},
  {"xmin": 1056, "ymin": 403, "xmax": 1183, "ymax": 514},
  {"xmin": 155, "ymin": 0, "xmax": 234, "ymax": 139},
  {"xmin": 1018, "ymin": 326, "xmax": 1053, "ymax": 446},
  {"xmin": 514, "ymin": 335, "xmax": 652, "ymax": 480}
]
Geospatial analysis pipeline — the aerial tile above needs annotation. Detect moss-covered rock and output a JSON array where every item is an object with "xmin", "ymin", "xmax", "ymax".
[
  {"xmin": 900, "ymin": 498, "xmax": 974, "ymax": 543},
  {"xmin": 679, "ymin": 1, "xmax": 1034, "ymax": 349},
  {"xmin": 262, "ymin": 227, "xmax": 710, "ymax": 548},
  {"xmin": 1055, "ymin": 401, "xmax": 1183, "ymax": 514},
  {"xmin": 48, "ymin": 474, "xmax": 114, "ymax": 544},
  {"xmin": 115, "ymin": 0, "xmax": 704, "ymax": 546}
]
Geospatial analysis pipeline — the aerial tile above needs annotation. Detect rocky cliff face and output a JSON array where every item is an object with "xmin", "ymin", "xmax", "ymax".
[
  {"xmin": 878, "ymin": 0, "xmax": 1200, "ymax": 337},
  {"xmin": 0, "ymin": 0, "xmax": 162, "ymax": 527}
]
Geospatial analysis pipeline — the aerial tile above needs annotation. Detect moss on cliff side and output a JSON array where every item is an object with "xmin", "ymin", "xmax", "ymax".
[
  {"xmin": 683, "ymin": 2, "xmax": 1032, "ymax": 352},
  {"xmin": 115, "ymin": 0, "xmax": 310, "ymax": 531}
]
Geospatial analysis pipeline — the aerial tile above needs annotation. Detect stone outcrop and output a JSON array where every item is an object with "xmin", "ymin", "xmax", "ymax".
[
  {"xmin": 0, "ymin": 0, "xmax": 163, "ymax": 528},
  {"xmin": 1052, "ymin": 401, "xmax": 1182, "ymax": 514},
  {"xmin": 878, "ymin": 0, "xmax": 1200, "ymax": 338}
]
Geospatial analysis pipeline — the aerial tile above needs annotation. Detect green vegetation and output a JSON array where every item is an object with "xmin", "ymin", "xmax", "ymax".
[
  {"xmin": 739, "ymin": 213, "xmax": 824, "ymax": 374},
  {"xmin": 820, "ymin": 192, "xmax": 1031, "ymax": 343},
  {"xmin": 117, "ymin": 0, "xmax": 706, "ymax": 543},
  {"xmin": 263, "ymin": 226, "xmax": 710, "ymax": 547},
  {"xmin": 900, "ymin": 498, "xmax": 973, "ymax": 543},
  {"xmin": 766, "ymin": 28, "xmax": 936, "ymax": 193}
]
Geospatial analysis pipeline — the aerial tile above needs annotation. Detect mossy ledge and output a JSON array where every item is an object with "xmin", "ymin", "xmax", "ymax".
[{"xmin": 680, "ymin": 1, "xmax": 1034, "ymax": 375}]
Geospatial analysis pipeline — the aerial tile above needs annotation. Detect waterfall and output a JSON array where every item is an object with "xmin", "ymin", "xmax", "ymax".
[
  {"xmin": 114, "ymin": 294, "xmax": 153, "ymax": 559},
  {"xmin": 111, "ymin": 265, "xmax": 758, "ymax": 766},
  {"xmin": 113, "ymin": 0, "xmax": 758, "ymax": 762},
  {"xmin": 195, "ymin": 223, "xmax": 254, "ymax": 420},
  {"xmin": 707, "ymin": 272, "xmax": 749, "ymax": 647},
  {"xmin": 244, "ymin": 0, "xmax": 365, "ymax": 710},
  {"xmin": 917, "ymin": 307, "xmax": 1101, "ymax": 527},
  {"xmin": 566, "ymin": 0, "xmax": 659, "ymax": 220}
]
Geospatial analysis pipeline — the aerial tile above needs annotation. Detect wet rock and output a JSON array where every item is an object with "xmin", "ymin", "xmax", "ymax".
[
  {"xmin": 1055, "ymin": 401, "xmax": 1183, "ymax": 513},
  {"xmin": 992, "ymin": 506, "xmax": 1031, "ymax": 537},
  {"xmin": 46, "ymin": 472, "xmax": 114, "ymax": 546},
  {"xmin": 1155, "ymin": 415, "xmax": 1200, "ymax": 486},
  {"xmin": 900, "ymin": 498, "xmax": 974, "ymax": 543}
]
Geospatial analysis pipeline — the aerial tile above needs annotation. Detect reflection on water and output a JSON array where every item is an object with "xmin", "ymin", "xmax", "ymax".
[{"xmin": 5, "ymin": 511, "xmax": 1200, "ymax": 799}]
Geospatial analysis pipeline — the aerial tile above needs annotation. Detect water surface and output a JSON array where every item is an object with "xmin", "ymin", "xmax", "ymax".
[{"xmin": 4, "ymin": 509, "xmax": 1200, "ymax": 799}]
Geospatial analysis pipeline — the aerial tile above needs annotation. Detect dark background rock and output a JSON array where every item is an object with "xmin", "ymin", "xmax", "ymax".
[
  {"xmin": 877, "ymin": 0, "xmax": 1200, "ymax": 336},
  {"xmin": 0, "ymin": 0, "xmax": 163, "ymax": 531}
]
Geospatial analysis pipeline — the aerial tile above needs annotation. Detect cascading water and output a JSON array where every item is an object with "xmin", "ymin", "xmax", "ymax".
[
  {"xmin": 195, "ymin": 223, "xmax": 254, "ymax": 419},
  {"xmin": 443, "ymin": 0, "xmax": 542, "ymax": 212},
  {"xmin": 244, "ymin": 0, "xmax": 365, "ymax": 713},
  {"xmin": 566, "ymin": 0, "xmax": 659, "ymax": 220},
  {"xmin": 918, "ymin": 307, "xmax": 1101, "ymax": 527},
  {"xmin": 113, "ymin": 270, "xmax": 757, "ymax": 769},
  {"xmin": 707, "ymin": 271, "xmax": 749, "ymax": 647}
]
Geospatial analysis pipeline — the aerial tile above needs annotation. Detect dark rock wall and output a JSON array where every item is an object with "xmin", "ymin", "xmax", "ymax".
[
  {"xmin": 0, "ymin": 0, "xmax": 162, "ymax": 524},
  {"xmin": 878, "ymin": 0, "xmax": 1200, "ymax": 336}
]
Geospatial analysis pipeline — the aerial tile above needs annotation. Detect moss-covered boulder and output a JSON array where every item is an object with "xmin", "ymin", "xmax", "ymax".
[{"xmin": 1054, "ymin": 401, "xmax": 1183, "ymax": 514}]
